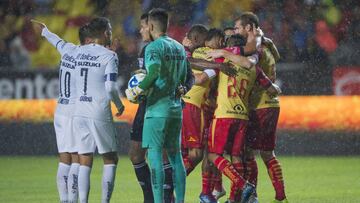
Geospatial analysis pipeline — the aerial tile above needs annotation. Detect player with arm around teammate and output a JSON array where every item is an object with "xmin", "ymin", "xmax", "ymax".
[
  {"xmin": 233, "ymin": 12, "xmax": 288, "ymax": 203},
  {"xmin": 32, "ymin": 20, "xmax": 92, "ymax": 203},
  {"xmin": 72, "ymin": 17, "xmax": 125, "ymax": 203}
]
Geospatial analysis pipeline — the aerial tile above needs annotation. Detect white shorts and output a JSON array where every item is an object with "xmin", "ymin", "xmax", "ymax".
[
  {"xmin": 54, "ymin": 114, "xmax": 77, "ymax": 153},
  {"xmin": 73, "ymin": 116, "xmax": 118, "ymax": 154}
]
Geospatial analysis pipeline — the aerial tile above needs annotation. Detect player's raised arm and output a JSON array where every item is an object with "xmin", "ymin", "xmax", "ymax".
[
  {"xmin": 105, "ymin": 54, "xmax": 125, "ymax": 116},
  {"xmin": 31, "ymin": 19, "xmax": 75, "ymax": 55}
]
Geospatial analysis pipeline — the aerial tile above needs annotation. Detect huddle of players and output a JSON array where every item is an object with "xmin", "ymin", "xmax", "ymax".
[
  {"xmin": 33, "ymin": 8, "xmax": 287, "ymax": 203},
  {"xmin": 33, "ymin": 17, "xmax": 125, "ymax": 203},
  {"xmin": 179, "ymin": 12, "xmax": 288, "ymax": 203}
]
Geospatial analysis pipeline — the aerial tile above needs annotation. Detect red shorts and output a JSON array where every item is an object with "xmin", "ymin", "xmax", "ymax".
[
  {"xmin": 181, "ymin": 103, "xmax": 204, "ymax": 149},
  {"xmin": 247, "ymin": 107, "xmax": 280, "ymax": 151},
  {"xmin": 208, "ymin": 118, "xmax": 248, "ymax": 156}
]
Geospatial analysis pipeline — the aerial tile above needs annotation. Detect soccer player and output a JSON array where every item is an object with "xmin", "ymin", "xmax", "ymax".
[
  {"xmin": 126, "ymin": 8, "xmax": 187, "ymax": 203},
  {"xmin": 234, "ymin": 12, "xmax": 288, "ymax": 203},
  {"xmin": 181, "ymin": 25, "xmax": 215, "ymax": 177},
  {"xmin": 72, "ymin": 17, "xmax": 125, "ymax": 203},
  {"xmin": 129, "ymin": 12, "xmax": 191, "ymax": 203},
  {"xmin": 207, "ymin": 31, "xmax": 281, "ymax": 203},
  {"xmin": 31, "ymin": 20, "xmax": 92, "ymax": 203}
]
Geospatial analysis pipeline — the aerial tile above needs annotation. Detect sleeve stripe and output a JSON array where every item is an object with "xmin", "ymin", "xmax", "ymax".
[
  {"xmin": 55, "ymin": 40, "xmax": 63, "ymax": 50},
  {"xmin": 104, "ymin": 73, "xmax": 117, "ymax": 81}
]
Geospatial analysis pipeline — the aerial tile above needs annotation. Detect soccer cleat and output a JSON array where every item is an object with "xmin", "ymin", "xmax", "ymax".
[
  {"xmin": 271, "ymin": 199, "xmax": 289, "ymax": 203},
  {"xmin": 240, "ymin": 182, "xmax": 256, "ymax": 203},
  {"xmin": 212, "ymin": 187, "xmax": 226, "ymax": 200},
  {"xmin": 248, "ymin": 193, "xmax": 259, "ymax": 203},
  {"xmin": 199, "ymin": 193, "xmax": 218, "ymax": 203}
]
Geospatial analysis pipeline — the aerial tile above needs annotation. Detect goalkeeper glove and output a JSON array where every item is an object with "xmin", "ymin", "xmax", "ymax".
[{"xmin": 125, "ymin": 86, "xmax": 144, "ymax": 103}]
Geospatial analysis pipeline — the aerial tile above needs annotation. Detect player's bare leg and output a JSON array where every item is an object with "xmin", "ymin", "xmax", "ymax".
[
  {"xmin": 58, "ymin": 153, "xmax": 71, "ymax": 203},
  {"xmin": 260, "ymin": 150, "xmax": 287, "ymax": 202},
  {"xmin": 129, "ymin": 140, "xmax": 154, "ymax": 203},
  {"xmin": 68, "ymin": 153, "xmax": 80, "ymax": 203}
]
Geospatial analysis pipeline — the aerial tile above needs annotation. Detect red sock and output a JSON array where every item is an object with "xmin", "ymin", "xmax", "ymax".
[
  {"xmin": 213, "ymin": 170, "xmax": 223, "ymax": 191},
  {"xmin": 182, "ymin": 156, "xmax": 195, "ymax": 175},
  {"xmin": 245, "ymin": 158, "xmax": 258, "ymax": 186},
  {"xmin": 230, "ymin": 162, "xmax": 245, "ymax": 201},
  {"xmin": 201, "ymin": 171, "xmax": 212, "ymax": 195},
  {"xmin": 266, "ymin": 157, "xmax": 286, "ymax": 200},
  {"xmin": 213, "ymin": 156, "xmax": 246, "ymax": 189}
]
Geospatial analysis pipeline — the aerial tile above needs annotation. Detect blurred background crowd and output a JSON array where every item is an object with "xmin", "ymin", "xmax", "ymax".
[{"xmin": 0, "ymin": 0, "xmax": 359, "ymax": 95}]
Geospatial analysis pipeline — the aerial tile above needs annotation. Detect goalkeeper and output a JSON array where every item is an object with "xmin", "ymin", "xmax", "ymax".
[{"xmin": 126, "ymin": 8, "xmax": 188, "ymax": 203}]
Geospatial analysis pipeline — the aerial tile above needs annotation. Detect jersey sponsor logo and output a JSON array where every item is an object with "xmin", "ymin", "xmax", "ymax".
[
  {"xmin": 61, "ymin": 60, "xmax": 75, "ymax": 69},
  {"xmin": 62, "ymin": 53, "xmax": 76, "ymax": 64},
  {"xmin": 165, "ymin": 54, "xmax": 185, "ymax": 61},
  {"xmin": 76, "ymin": 53, "xmax": 100, "ymax": 61},
  {"xmin": 226, "ymin": 104, "xmax": 246, "ymax": 115},
  {"xmin": 80, "ymin": 96, "xmax": 92, "ymax": 102},
  {"xmin": 58, "ymin": 98, "xmax": 69, "ymax": 104},
  {"xmin": 265, "ymin": 100, "xmax": 279, "ymax": 104},
  {"xmin": 76, "ymin": 61, "xmax": 101, "ymax": 68}
]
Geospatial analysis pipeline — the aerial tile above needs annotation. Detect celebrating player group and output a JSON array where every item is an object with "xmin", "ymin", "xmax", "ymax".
[{"xmin": 32, "ymin": 6, "xmax": 288, "ymax": 203}]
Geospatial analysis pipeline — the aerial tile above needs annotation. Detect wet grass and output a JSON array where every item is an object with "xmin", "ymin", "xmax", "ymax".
[{"xmin": 0, "ymin": 156, "xmax": 359, "ymax": 203}]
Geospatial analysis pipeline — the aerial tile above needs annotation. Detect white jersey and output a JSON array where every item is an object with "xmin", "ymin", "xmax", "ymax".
[
  {"xmin": 73, "ymin": 43, "xmax": 120, "ymax": 122},
  {"xmin": 41, "ymin": 27, "xmax": 79, "ymax": 117}
]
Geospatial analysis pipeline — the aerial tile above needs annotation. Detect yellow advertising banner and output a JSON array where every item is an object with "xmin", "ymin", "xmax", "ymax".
[{"xmin": 1, "ymin": 96, "xmax": 360, "ymax": 131}]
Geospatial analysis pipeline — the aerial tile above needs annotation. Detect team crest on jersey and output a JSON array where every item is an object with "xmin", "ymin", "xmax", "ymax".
[
  {"xmin": 233, "ymin": 104, "xmax": 245, "ymax": 112},
  {"xmin": 149, "ymin": 51, "xmax": 156, "ymax": 61}
]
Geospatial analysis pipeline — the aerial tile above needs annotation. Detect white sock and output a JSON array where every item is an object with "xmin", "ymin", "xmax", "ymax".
[
  {"xmin": 57, "ymin": 162, "xmax": 71, "ymax": 202},
  {"xmin": 67, "ymin": 163, "xmax": 80, "ymax": 203},
  {"xmin": 78, "ymin": 165, "xmax": 91, "ymax": 203},
  {"xmin": 101, "ymin": 164, "xmax": 117, "ymax": 203}
]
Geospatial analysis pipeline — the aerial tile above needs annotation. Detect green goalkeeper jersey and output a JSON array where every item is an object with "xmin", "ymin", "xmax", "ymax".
[{"xmin": 139, "ymin": 35, "xmax": 187, "ymax": 118}]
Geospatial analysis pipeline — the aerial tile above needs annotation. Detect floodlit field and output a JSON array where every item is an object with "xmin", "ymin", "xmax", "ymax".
[{"xmin": 0, "ymin": 156, "xmax": 359, "ymax": 203}]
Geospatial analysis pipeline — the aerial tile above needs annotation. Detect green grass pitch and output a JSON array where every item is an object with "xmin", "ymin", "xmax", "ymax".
[{"xmin": 0, "ymin": 156, "xmax": 359, "ymax": 203}]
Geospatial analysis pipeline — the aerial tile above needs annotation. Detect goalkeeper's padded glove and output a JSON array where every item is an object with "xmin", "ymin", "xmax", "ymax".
[{"xmin": 125, "ymin": 86, "xmax": 144, "ymax": 103}]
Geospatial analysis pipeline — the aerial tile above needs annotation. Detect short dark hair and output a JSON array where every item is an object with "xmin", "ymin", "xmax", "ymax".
[
  {"xmin": 224, "ymin": 27, "xmax": 234, "ymax": 32},
  {"xmin": 148, "ymin": 8, "xmax": 168, "ymax": 32},
  {"xmin": 235, "ymin": 12, "xmax": 259, "ymax": 28},
  {"xmin": 206, "ymin": 28, "xmax": 224, "ymax": 42},
  {"xmin": 140, "ymin": 13, "xmax": 148, "ymax": 23},
  {"xmin": 226, "ymin": 34, "xmax": 246, "ymax": 47},
  {"xmin": 88, "ymin": 17, "xmax": 110, "ymax": 38},
  {"xmin": 79, "ymin": 24, "xmax": 91, "ymax": 45},
  {"xmin": 188, "ymin": 24, "xmax": 208, "ymax": 39}
]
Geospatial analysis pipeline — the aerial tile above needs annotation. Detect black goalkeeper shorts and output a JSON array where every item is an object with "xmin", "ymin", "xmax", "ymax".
[{"xmin": 130, "ymin": 100, "xmax": 146, "ymax": 142}]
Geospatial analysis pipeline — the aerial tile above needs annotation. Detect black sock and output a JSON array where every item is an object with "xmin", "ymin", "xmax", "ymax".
[
  {"xmin": 163, "ymin": 163, "xmax": 174, "ymax": 203},
  {"xmin": 133, "ymin": 161, "xmax": 154, "ymax": 203}
]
